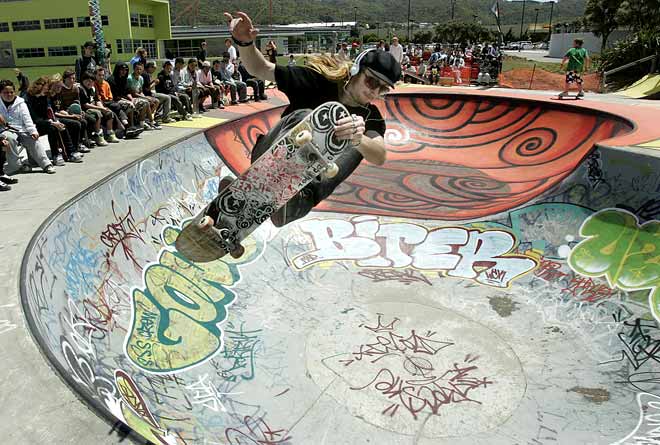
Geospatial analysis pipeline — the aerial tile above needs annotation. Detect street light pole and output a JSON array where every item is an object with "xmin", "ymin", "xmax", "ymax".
[
  {"xmin": 407, "ymin": 0, "xmax": 411, "ymax": 41},
  {"xmin": 533, "ymin": 8, "xmax": 539, "ymax": 41},
  {"xmin": 519, "ymin": 0, "xmax": 526, "ymax": 40},
  {"xmin": 353, "ymin": 6, "xmax": 357, "ymax": 24},
  {"xmin": 451, "ymin": 0, "xmax": 455, "ymax": 20},
  {"xmin": 548, "ymin": 1, "xmax": 555, "ymax": 42}
]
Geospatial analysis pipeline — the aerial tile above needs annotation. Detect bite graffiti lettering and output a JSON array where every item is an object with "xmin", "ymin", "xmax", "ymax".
[
  {"xmin": 225, "ymin": 416, "xmax": 292, "ymax": 445},
  {"xmin": 293, "ymin": 217, "xmax": 537, "ymax": 288},
  {"xmin": 100, "ymin": 201, "xmax": 145, "ymax": 270},
  {"xmin": 617, "ymin": 318, "xmax": 660, "ymax": 371}
]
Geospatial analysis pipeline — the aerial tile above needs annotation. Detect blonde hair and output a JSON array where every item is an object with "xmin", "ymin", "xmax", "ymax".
[
  {"xmin": 47, "ymin": 73, "xmax": 63, "ymax": 97},
  {"xmin": 306, "ymin": 53, "xmax": 353, "ymax": 82},
  {"xmin": 27, "ymin": 76, "xmax": 49, "ymax": 96}
]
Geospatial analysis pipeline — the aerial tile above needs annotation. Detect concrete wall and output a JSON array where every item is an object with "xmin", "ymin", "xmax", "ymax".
[{"xmin": 549, "ymin": 30, "xmax": 631, "ymax": 57}]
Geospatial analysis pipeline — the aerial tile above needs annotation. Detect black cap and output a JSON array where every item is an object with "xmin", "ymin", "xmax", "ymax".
[
  {"xmin": 83, "ymin": 41, "xmax": 97, "ymax": 48},
  {"xmin": 360, "ymin": 50, "xmax": 401, "ymax": 87}
]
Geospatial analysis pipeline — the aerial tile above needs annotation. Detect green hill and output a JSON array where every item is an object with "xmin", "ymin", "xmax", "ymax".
[{"xmin": 171, "ymin": 0, "xmax": 586, "ymax": 29}]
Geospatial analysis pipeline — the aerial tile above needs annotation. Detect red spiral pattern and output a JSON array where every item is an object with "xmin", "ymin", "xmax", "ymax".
[{"xmin": 207, "ymin": 95, "xmax": 632, "ymax": 221}]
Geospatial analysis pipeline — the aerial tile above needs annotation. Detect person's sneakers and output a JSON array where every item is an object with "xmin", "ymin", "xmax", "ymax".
[
  {"xmin": 151, "ymin": 121, "xmax": 163, "ymax": 130},
  {"xmin": 230, "ymin": 101, "xmax": 238, "ymax": 105},
  {"xmin": 54, "ymin": 155, "xmax": 65, "ymax": 166},
  {"xmin": 161, "ymin": 117, "xmax": 173, "ymax": 124},
  {"xmin": 17, "ymin": 163, "xmax": 32, "ymax": 174},
  {"xmin": 558, "ymin": 92, "xmax": 568, "ymax": 98},
  {"xmin": 0, "ymin": 182, "xmax": 10, "ymax": 191},
  {"xmin": 106, "ymin": 131, "xmax": 120, "ymax": 143},
  {"xmin": 96, "ymin": 134, "xmax": 109, "ymax": 146},
  {"xmin": 67, "ymin": 152, "xmax": 84, "ymax": 163},
  {"xmin": 43, "ymin": 164, "xmax": 56, "ymax": 174},
  {"xmin": 142, "ymin": 122, "xmax": 153, "ymax": 131},
  {"xmin": 79, "ymin": 145, "xmax": 91, "ymax": 153},
  {"xmin": 576, "ymin": 91, "xmax": 585, "ymax": 97},
  {"xmin": 185, "ymin": 114, "xmax": 194, "ymax": 121},
  {"xmin": 259, "ymin": 94, "xmax": 268, "ymax": 100},
  {"xmin": 0, "ymin": 174, "xmax": 18, "ymax": 184}
]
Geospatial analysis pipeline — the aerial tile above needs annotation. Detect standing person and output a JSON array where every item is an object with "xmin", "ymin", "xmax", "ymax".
[
  {"xmin": 196, "ymin": 41, "xmax": 208, "ymax": 63},
  {"xmin": 129, "ymin": 47, "xmax": 148, "ymax": 68},
  {"xmin": 156, "ymin": 60, "xmax": 193, "ymax": 121},
  {"xmin": 559, "ymin": 39, "xmax": 590, "ymax": 98},
  {"xmin": 75, "ymin": 41, "xmax": 98, "ymax": 82},
  {"xmin": 79, "ymin": 72, "xmax": 117, "ymax": 143},
  {"xmin": 224, "ymin": 38, "xmax": 238, "ymax": 64},
  {"xmin": 377, "ymin": 40, "xmax": 386, "ymax": 51},
  {"xmin": 14, "ymin": 68, "xmax": 29, "ymax": 98},
  {"xmin": 219, "ymin": 11, "xmax": 398, "ymax": 256},
  {"xmin": 0, "ymin": 79, "xmax": 54, "ymax": 176},
  {"xmin": 337, "ymin": 42, "xmax": 349, "ymax": 60},
  {"xmin": 143, "ymin": 61, "xmax": 173, "ymax": 123},
  {"xmin": 389, "ymin": 36, "xmax": 404, "ymax": 65},
  {"xmin": 265, "ymin": 40, "xmax": 278, "ymax": 64}
]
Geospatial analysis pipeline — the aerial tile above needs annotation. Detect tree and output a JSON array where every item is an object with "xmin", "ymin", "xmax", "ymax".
[
  {"xmin": 413, "ymin": 31, "xmax": 434, "ymax": 44},
  {"xmin": 616, "ymin": 0, "xmax": 660, "ymax": 32},
  {"xmin": 434, "ymin": 22, "xmax": 496, "ymax": 45},
  {"xmin": 504, "ymin": 28, "xmax": 514, "ymax": 43},
  {"xmin": 584, "ymin": 0, "xmax": 624, "ymax": 51}
]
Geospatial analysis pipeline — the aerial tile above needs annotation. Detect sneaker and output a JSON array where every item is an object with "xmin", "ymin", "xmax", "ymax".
[
  {"xmin": 96, "ymin": 135, "xmax": 109, "ymax": 146},
  {"xmin": 43, "ymin": 165, "xmax": 56, "ymax": 174},
  {"xmin": 577, "ymin": 91, "xmax": 585, "ymax": 97},
  {"xmin": 161, "ymin": 117, "xmax": 173, "ymax": 124},
  {"xmin": 0, "ymin": 182, "xmax": 10, "ymax": 191},
  {"xmin": 151, "ymin": 121, "xmax": 163, "ymax": 130},
  {"xmin": 106, "ymin": 132, "xmax": 120, "ymax": 143},
  {"xmin": 185, "ymin": 114, "xmax": 194, "ymax": 121},
  {"xmin": 121, "ymin": 119, "xmax": 129, "ymax": 127},
  {"xmin": 79, "ymin": 146, "xmax": 91, "ymax": 153},
  {"xmin": 142, "ymin": 122, "xmax": 153, "ymax": 131},
  {"xmin": 17, "ymin": 163, "xmax": 32, "ymax": 174},
  {"xmin": 558, "ymin": 92, "xmax": 568, "ymax": 98},
  {"xmin": 230, "ymin": 101, "xmax": 238, "ymax": 105},
  {"xmin": 67, "ymin": 153, "xmax": 84, "ymax": 163},
  {"xmin": 0, "ymin": 174, "xmax": 18, "ymax": 184},
  {"xmin": 54, "ymin": 155, "xmax": 65, "ymax": 166}
]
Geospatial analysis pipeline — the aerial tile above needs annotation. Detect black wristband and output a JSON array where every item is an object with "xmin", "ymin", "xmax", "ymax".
[{"xmin": 232, "ymin": 36, "xmax": 254, "ymax": 47}]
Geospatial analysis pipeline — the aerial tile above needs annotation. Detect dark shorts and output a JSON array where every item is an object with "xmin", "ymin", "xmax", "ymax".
[{"xmin": 566, "ymin": 71, "xmax": 583, "ymax": 84}]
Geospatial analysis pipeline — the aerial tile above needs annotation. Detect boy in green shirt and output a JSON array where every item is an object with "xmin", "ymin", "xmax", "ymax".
[{"xmin": 559, "ymin": 39, "xmax": 590, "ymax": 98}]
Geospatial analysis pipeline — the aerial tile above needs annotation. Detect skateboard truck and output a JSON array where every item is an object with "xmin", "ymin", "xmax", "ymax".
[{"xmin": 295, "ymin": 130, "xmax": 339, "ymax": 178}]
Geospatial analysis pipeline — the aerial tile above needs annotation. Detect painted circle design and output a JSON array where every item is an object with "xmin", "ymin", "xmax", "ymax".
[{"xmin": 499, "ymin": 128, "xmax": 558, "ymax": 166}]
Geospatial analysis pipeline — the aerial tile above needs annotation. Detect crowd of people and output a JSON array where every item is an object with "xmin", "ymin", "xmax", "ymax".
[{"xmin": 0, "ymin": 39, "xmax": 271, "ymax": 192}]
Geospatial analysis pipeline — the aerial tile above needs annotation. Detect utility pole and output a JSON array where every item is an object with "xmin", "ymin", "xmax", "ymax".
[
  {"xmin": 353, "ymin": 6, "xmax": 357, "ymax": 24},
  {"xmin": 451, "ymin": 0, "xmax": 455, "ymax": 20},
  {"xmin": 548, "ymin": 1, "xmax": 555, "ymax": 42},
  {"xmin": 407, "ymin": 0, "xmax": 411, "ymax": 41},
  {"xmin": 533, "ymin": 8, "xmax": 539, "ymax": 41},
  {"xmin": 519, "ymin": 0, "xmax": 526, "ymax": 41},
  {"xmin": 269, "ymin": 0, "xmax": 272, "ymax": 27}
]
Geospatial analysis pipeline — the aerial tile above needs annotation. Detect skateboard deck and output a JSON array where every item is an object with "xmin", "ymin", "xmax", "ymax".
[
  {"xmin": 175, "ymin": 101, "xmax": 352, "ymax": 262},
  {"xmin": 551, "ymin": 95, "xmax": 582, "ymax": 100}
]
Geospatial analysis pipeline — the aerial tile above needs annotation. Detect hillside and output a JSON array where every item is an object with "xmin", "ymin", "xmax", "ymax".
[{"xmin": 171, "ymin": 0, "xmax": 587, "ymax": 29}]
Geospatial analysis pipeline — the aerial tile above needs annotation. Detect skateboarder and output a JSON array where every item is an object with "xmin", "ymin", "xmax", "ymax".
[
  {"xmin": 222, "ymin": 12, "xmax": 399, "ymax": 230},
  {"xmin": 559, "ymin": 39, "xmax": 590, "ymax": 99}
]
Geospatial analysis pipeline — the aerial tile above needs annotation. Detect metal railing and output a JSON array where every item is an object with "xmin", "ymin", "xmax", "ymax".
[{"xmin": 602, "ymin": 53, "xmax": 658, "ymax": 92}]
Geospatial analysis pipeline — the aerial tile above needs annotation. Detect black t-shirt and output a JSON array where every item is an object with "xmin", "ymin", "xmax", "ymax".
[
  {"xmin": 274, "ymin": 65, "xmax": 386, "ymax": 197},
  {"xmin": 156, "ymin": 71, "xmax": 175, "ymax": 95},
  {"xmin": 141, "ymin": 72, "xmax": 153, "ymax": 96},
  {"xmin": 79, "ymin": 85, "xmax": 96, "ymax": 106}
]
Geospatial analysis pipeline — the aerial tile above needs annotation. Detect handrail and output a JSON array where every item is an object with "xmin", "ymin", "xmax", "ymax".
[{"xmin": 602, "ymin": 54, "xmax": 658, "ymax": 91}]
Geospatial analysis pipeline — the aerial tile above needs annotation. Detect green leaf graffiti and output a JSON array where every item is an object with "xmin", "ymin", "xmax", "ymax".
[{"xmin": 568, "ymin": 209, "xmax": 660, "ymax": 322}]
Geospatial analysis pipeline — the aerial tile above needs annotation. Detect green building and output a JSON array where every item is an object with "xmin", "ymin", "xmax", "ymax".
[{"xmin": 0, "ymin": 0, "xmax": 171, "ymax": 76}]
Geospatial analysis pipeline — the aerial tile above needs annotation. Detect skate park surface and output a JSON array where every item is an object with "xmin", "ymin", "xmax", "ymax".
[{"xmin": 4, "ymin": 86, "xmax": 660, "ymax": 444}]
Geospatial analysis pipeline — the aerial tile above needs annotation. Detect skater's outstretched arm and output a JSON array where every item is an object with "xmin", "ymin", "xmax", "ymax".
[{"xmin": 224, "ymin": 12, "xmax": 275, "ymax": 82}]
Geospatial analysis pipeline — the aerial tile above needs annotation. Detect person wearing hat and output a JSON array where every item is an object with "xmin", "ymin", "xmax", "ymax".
[
  {"xmin": 216, "ymin": 11, "xmax": 399, "ymax": 257},
  {"xmin": 198, "ymin": 60, "xmax": 223, "ymax": 109},
  {"xmin": 75, "ymin": 41, "xmax": 98, "ymax": 82}
]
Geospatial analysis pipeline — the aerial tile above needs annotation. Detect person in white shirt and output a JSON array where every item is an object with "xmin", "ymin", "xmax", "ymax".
[
  {"xmin": 224, "ymin": 38, "xmax": 238, "ymax": 64},
  {"xmin": 198, "ymin": 61, "xmax": 223, "ymax": 109},
  {"xmin": 389, "ymin": 37, "xmax": 404, "ymax": 65},
  {"xmin": 337, "ymin": 42, "xmax": 349, "ymax": 60}
]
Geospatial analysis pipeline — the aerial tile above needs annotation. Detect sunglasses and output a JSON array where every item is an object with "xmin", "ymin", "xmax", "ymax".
[{"xmin": 363, "ymin": 72, "xmax": 391, "ymax": 93}]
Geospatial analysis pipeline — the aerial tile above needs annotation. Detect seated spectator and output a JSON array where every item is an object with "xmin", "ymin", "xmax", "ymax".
[
  {"xmin": 95, "ymin": 66, "xmax": 136, "ymax": 136},
  {"xmin": 198, "ymin": 61, "xmax": 223, "ymax": 109},
  {"xmin": 156, "ymin": 60, "xmax": 192, "ymax": 121},
  {"xmin": 180, "ymin": 58, "xmax": 210, "ymax": 113},
  {"xmin": 219, "ymin": 52, "xmax": 247, "ymax": 105},
  {"xmin": 48, "ymin": 74, "xmax": 90, "ymax": 155},
  {"xmin": 75, "ymin": 41, "xmax": 98, "ymax": 82},
  {"xmin": 58, "ymin": 69, "xmax": 94, "ymax": 149},
  {"xmin": 128, "ymin": 62, "xmax": 161, "ymax": 129},
  {"xmin": 196, "ymin": 41, "xmax": 208, "ymax": 63},
  {"xmin": 143, "ymin": 61, "xmax": 173, "ymax": 123},
  {"xmin": 79, "ymin": 72, "xmax": 115, "ymax": 144},
  {"xmin": 0, "ymin": 79, "xmax": 54, "ymax": 179},
  {"xmin": 237, "ymin": 61, "xmax": 267, "ymax": 101},
  {"xmin": 288, "ymin": 54, "xmax": 296, "ymax": 66},
  {"xmin": 129, "ymin": 47, "xmax": 147, "ymax": 68},
  {"xmin": 108, "ymin": 62, "xmax": 147, "ymax": 130}
]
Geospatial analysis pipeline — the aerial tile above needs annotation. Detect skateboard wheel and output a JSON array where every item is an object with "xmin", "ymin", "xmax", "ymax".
[
  {"xmin": 198, "ymin": 216, "xmax": 214, "ymax": 230},
  {"xmin": 230, "ymin": 244, "xmax": 245, "ymax": 259},
  {"xmin": 324, "ymin": 162, "xmax": 339, "ymax": 178},
  {"xmin": 295, "ymin": 130, "xmax": 312, "ymax": 146}
]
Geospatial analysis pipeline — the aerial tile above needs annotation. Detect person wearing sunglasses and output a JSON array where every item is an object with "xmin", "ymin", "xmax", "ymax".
[{"xmin": 217, "ymin": 11, "xmax": 399, "ymax": 257}]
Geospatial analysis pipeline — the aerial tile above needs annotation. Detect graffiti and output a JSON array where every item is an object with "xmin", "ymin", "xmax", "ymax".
[
  {"xmin": 534, "ymin": 257, "xmax": 570, "ymax": 284},
  {"xmin": 125, "ymin": 224, "xmax": 262, "ymax": 373},
  {"xmin": 616, "ymin": 318, "xmax": 660, "ymax": 371},
  {"xmin": 585, "ymin": 151, "xmax": 605, "ymax": 188},
  {"xmin": 613, "ymin": 392, "xmax": 660, "ymax": 444},
  {"xmin": 568, "ymin": 208, "xmax": 660, "ymax": 322},
  {"xmin": 185, "ymin": 373, "xmax": 242, "ymax": 413},
  {"xmin": 357, "ymin": 268, "xmax": 433, "ymax": 286},
  {"xmin": 216, "ymin": 322, "xmax": 262, "ymax": 382},
  {"xmin": 528, "ymin": 410, "xmax": 564, "ymax": 445},
  {"xmin": 618, "ymin": 198, "xmax": 660, "ymax": 223},
  {"xmin": 225, "ymin": 416, "xmax": 292, "ymax": 445},
  {"xmin": 292, "ymin": 217, "xmax": 537, "ymax": 288},
  {"xmin": 561, "ymin": 276, "xmax": 616, "ymax": 303},
  {"xmin": 100, "ymin": 201, "xmax": 145, "ymax": 270}
]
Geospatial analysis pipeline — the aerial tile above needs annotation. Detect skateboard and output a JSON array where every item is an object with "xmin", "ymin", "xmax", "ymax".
[
  {"xmin": 552, "ymin": 94, "xmax": 583, "ymax": 100},
  {"xmin": 175, "ymin": 101, "xmax": 352, "ymax": 262}
]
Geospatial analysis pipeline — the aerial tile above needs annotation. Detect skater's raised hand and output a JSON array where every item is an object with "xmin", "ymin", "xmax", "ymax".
[
  {"xmin": 334, "ymin": 114, "xmax": 366, "ymax": 147},
  {"xmin": 224, "ymin": 12, "xmax": 258, "ymax": 43}
]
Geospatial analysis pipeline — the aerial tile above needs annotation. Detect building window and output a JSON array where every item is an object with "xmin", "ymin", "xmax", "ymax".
[
  {"xmin": 116, "ymin": 39, "xmax": 156, "ymax": 56},
  {"xmin": 12, "ymin": 20, "xmax": 41, "ymax": 31},
  {"xmin": 147, "ymin": 15, "xmax": 154, "ymax": 28},
  {"xmin": 0, "ymin": 22, "xmax": 8, "ymax": 32},
  {"xmin": 77, "ymin": 15, "xmax": 109, "ymax": 27},
  {"xmin": 16, "ymin": 47, "xmax": 45, "ymax": 58},
  {"xmin": 130, "ymin": 13, "xmax": 139, "ymax": 27},
  {"xmin": 44, "ymin": 17, "xmax": 74, "ymax": 30},
  {"xmin": 48, "ymin": 46, "xmax": 78, "ymax": 57}
]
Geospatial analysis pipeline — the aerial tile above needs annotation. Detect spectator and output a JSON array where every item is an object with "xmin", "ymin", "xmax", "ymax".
[
  {"xmin": 0, "ymin": 133, "xmax": 12, "ymax": 190},
  {"xmin": 79, "ymin": 72, "xmax": 117, "ymax": 143},
  {"xmin": 219, "ymin": 52, "xmax": 247, "ymax": 104},
  {"xmin": 129, "ymin": 47, "xmax": 148, "ymax": 68},
  {"xmin": 377, "ymin": 40, "xmax": 385, "ymax": 51},
  {"xmin": 238, "ymin": 61, "xmax": 267, "ymax": 101},
  {"xmin": 0, "ymin": 79, "xmax": 54, "ymax": 178},
  {"xmin": 26, "ymin": 77, "xmax": 81, "ymax": 164},
  {"xmin": 288, "ymin": 54, "xmax": 296, "ymax": 66},
  {"xmin": 198, "ymin": 61, "xmax": 223, "ymax": 109},
  {"xmin": 224, "ymin": 38, "xmax": 238, "ymax": 64},
  {"xmin": 95, "ymin": 66, "xmax": 136, "ymax": 136},
  {"xmin": 451, "ymin": 51, "xmax": 465, "ymax": 84},
  {"xmin": 108, "ymin": 62, "xmax": 145, "ymax": 131},
  {"xmin": 180, "ymin": 58, "xmax": 209, "ymax": 113},
  {"xmin": 49, "ymin": 74, "xmax": 89, "ymax": 154},
  {"xmin": 14, "ymin": 68, "xmax": 29, "ymax": 99},
  {"xmin": 75, "ymin": 41, "xmax": 98, "ymax": 82},
  {"xmin": 143, "ymin": 61, "xmax": 173, "ymax": 123},
  {"xmin": 389, "ymin": 37, "xmax": 403, "ymax": 65},
  {"xmin": 211, "ymin": 59, "xmax": 229, "ymax": 105},
  {"xmin": 156, "ymin": 60, "xmax": 193, "ymax": 121},
  {"xmin": 265, "ymin": 40, "xmax": 278, "ymax": 64},
  {"xmin": 196, "ymin": 41, "xmax": 208, "ymax": 62},
  {"xmin": 128, "ymin": 62, "xmax": 161, "ymax": 129},
  {"xmin": 337, "ymin": 42, "xmax": 349, "ymax": 60},
  {"xmin": 58, "ymin": 69, "xmax": 94, "ymax": 149}
]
